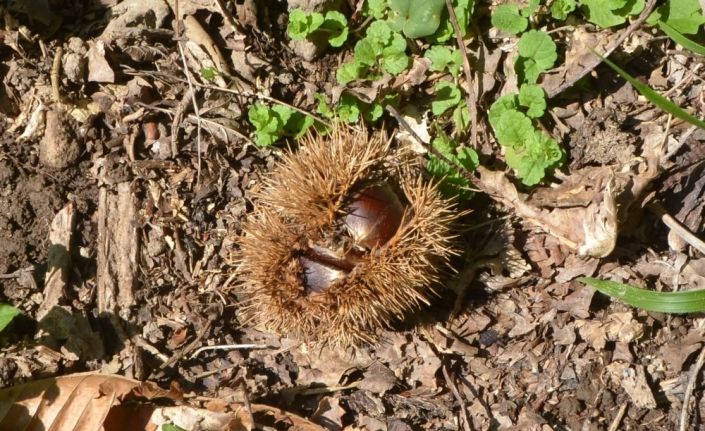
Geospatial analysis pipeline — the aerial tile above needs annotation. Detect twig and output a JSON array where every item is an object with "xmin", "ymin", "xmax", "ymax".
[
  {"xmin": 680, "ymin": 344, "xmax": 705, "ymax": 431},
  {"xmin": 442, "ymin": 364, "xmax": 472, "ymax": 431},
  {"xmin": 648, "ymin": 202, "xmax": 705, "ymax": 256},
  {"xmin": 386, "ymin": 105, "xmax": 476, "ymax": 183},
  {"xmin": 607, "ymin": 403, "xmax": 628, "ymax": 431},
  {"xmin": 190, "ymin": 343, "xmax": 270, "ymax": 358},
  {"xmin": 50, "ymin": 47, "xmax": 63, "ymax": 104},
  {"xmin": 547, "ymin": 0, "xmax": 657, "ymax": 98},
  {"xmin": 174, "ymin": 0, "xmax": 204, "ymax": 186},
  {"xmin": 444, "ymin": 0, "xmax": 478, "ymax": 149},
  {"xmin": 193, "ymin": 81, "xmax": 333, "ymax": 130}
]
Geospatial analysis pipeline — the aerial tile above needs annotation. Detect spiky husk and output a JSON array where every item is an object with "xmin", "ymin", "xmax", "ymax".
[{"xmin": 234, "ymin": 127, "xmax": 457, "ymax": 347}]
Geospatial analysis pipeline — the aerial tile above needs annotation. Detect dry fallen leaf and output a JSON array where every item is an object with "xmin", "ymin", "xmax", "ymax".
[{"xmin": 0, "ymin": 373, "xmax": 324, "ymax": 431}]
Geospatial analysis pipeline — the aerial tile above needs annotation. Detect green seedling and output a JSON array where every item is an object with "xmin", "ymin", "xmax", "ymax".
[
  {"xmin": 492, "ymin": 4, "xmax": 528, "ymax": 34},
  {"xmin": 647, "ymin": 0, "xmax": 705, "ymax": 34},
  {"xmin": 489, "ymin": 86, "xmax": 564, "ymax": 185},
  {"xmin": 515, "ymin": 30, "xmax": 557, "ymax": 84},
  {"xmin": 581, "ymin": 277, "xmax": 705, "ymax": 313},
  {"xmin": 426, "ymin": 133, "xmax": 479, "ymax": 200},
  {"xmin": 551, "ymin": 0, "xmax": 577, "ymax": 20},
  {"xmin": 288, "ymin": 9, "xmax": 349, "ymax": 47},
  {"xmin": 424, "ymin": 45, "xmax": 463, "ymax": 76},
  {"xmin": 388, "ymin": 0, "xmax": 445, "ymax": 38},
  {"xmin": 580, "ymin": 0, "xmax": 645, "ymax": 28},
  {"xmin": 0, "ymin": 304, "xmax": 20, "ymax": 332},
  {"xmin": 337, "ymin": 20, "xmax": 409, "ymax": 84},
  {"xmin": 248, "ymin": 103, "xmax": 314, "ymax": 147}
]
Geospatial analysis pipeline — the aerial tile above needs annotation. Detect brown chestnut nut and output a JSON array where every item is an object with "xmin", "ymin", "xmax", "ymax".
[{"xmin": 344, "ymin": 183, "xmax": 405, "ymax": 249}]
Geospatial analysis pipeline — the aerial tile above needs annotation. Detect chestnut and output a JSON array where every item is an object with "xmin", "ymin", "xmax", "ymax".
[
  {"xmin": 234, "ymin": 127, "xmax": 457, "ymax": 347},
  {"xmin": 344, "ymin": 183, "xmax": 405, "ymax": 249}
]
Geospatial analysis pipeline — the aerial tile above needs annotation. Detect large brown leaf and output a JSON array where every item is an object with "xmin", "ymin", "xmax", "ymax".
[{"xmin": 0, "ymin": 373, "xmax": 324, "ymax": 431}]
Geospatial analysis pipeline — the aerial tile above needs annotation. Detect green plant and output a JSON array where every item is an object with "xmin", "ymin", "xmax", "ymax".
[
  {"xmin": 424, "ymin": 45, "xmax": 462, "ymax": 76},
  {"xmin": 288, "ymin": 8, "xmax": 349, "ymax": 47},
  {"xmin": 551, "ymin": 0, "xmax": 577, "ymax": 20},
  {"xmin": 248, "ymin": 103, "xmax": 314, "ymax": 147},
  {"xmin": 0, "ymin": 304, "xmax": 20, "ymax": 332},
  {"xmin": 656, "ymin": 21, "xmax": 705, "ymax": 56},
  {"xmin": 426, "ymin": 133, "xmax": 478, "ymax": 199},
  {"xmin": 388, "ymin": 0, "xmax": 446, "ymax": 38},
  {"xmin": 515, "ymin": 30, "xmax": 558, "ymax": 84},
  {"xmin": 491, "ymin": 4, "xmax": 528, "ymax": 34},
  {"xmin": 581, "ymin": 277, "xmax": 705, "ymax": 313},
  {"xmin": 337, "ymin": 20, "xmax": 409, "ymax": 84},
  {"xmin": 580, "ymin": 0, "xmax": 645, "ymax": 28},
  {"xmin": 647, "ymin": 0, "xmax": 705, "ymax": 34},
  {"xmin": 489, "ymin": 85, "xmax": 564, "ymax": 185}
]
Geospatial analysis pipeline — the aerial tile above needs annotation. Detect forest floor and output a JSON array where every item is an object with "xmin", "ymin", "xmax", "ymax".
[{"xmin": 1, "ymin": 0, "xmax": 705, "ymax": 430}]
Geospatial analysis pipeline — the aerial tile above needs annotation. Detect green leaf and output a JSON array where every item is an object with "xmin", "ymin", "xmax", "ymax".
[
  {"xmin": 322, "ymin": 11, "xmax": 349, "ymax": 47},
  {"xmin": 162, "ymin": 424, "xmax": 188, "ymax": 431},
  {"xmin": 597, "ymin": 52, "xmax": 705, "ymax": 130},
  {"xmin": 354, "ymin": 39, "xmax": 379, "ymax": 66},
  {"xmin": 580, "ymin": 0, "xmax": 644, "ymax": 28},
  {"xmin": 365, "ymin": 0, "xmax": 388, "ymax": 19},
  {"xmin": 427, "ymin": 134, "xmax": 478, "ymax": 199},
  {"xmin": 515, "ymin": 30, "xmax": 557, "ymax": 83},
  {"xmin": 452, "ymin": 101, "xmax": 470, "ymax": 130},
  {"xmin": 491, "ymin": 4, "xmax": 528, "ymax": 34},
  {"xmin": 380, "ymin": 31, "xmax": 409, "ymax": 74},
  {"xmin": 288, "ymin": 9, "xmax": 324, "ymax": 40},
  {"xmin": 657, "ymin": 21, "xmax": 705, "ymax": 56},
  {"xmin": 199, "ymin": 67, "xmax": 218, "ymax": 81},
  {"xmin": 494, "ymin": 110, "xmax": 534, "ymax": 148},
  {"xmin": 550, "ymin": 0, "xmax": 576, "ymax": 19},
  {"xmin": 518, "ymin": 84, "xmax": 547, "ymax": 118},
  {"xmin": 0, "ymin": 304, "xmax": 20, "ymax": 332},
  {"xmin": 248, "ymin": 103, "xmax": 280, "ymax": 134},
  {"xmin": 488, "ymin": 94, "xmax": 519, "ymax": 129},
  {"xmin": 366, "ymin": 20, "xmax": 393, "ymax": 47},
  {"xmin": 431, "ymin": 81, "xmax": 462, "ymax": 115},
  {"xmin": 389, "ymin": 0, "xmax": 446, "ymax": 38},
  {"xmin": 336, "ymin": 60, "xmax": 366, "ymax": 84},
  {"xmin": 581, "ymin": 277, "xmax": 705, "ymax": 313},
  {"xmin": 315, "ymin": 93, "xmax": 335, "ymax": 118},
  {"xmin": 521, "ymin": 0, "xmax": 542, "ymax": 16},
  {"xmin": 425, "ymin": 45, "xmax": 454, "ymax": 72},
  {"xmin": 647, "ymin": 0, "xmax": 705, "ymax": 34},
  {"xmin": 337, "ymin": 94, "xmax": 362, "ymax": 123},
  {"xmin": 505, "ymin": 130, "xmax": 562, "ymax": 185}
]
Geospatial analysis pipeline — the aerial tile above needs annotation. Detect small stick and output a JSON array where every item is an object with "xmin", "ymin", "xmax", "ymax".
[
  {"xmin": 680, "ymin": 344, "xmax": 705, "ymax": 431},
  {"xmin": 648, "ymin": 202, "xmax": 705, "ymax": 256},
  {"xmin": 51, "ymin": 46, "xmax": 63, "ymax": 104},
  {"xmin": 547, "ymin": 0, "xmax": 658, "ymax": 99},
  {"xmin": 607, "ymin": 403, "xmax": 628, "ymax": 431},
  {"xmin": 444, "ymin": 0, "xmax": 478, "ymax": 149},
  {"xmin": 190, "ymin": 343, "xmax": 271, "ymax": 358},
  {"xmin": 442, "ymin": 364, "xmax": 472, "ymax": 431}
]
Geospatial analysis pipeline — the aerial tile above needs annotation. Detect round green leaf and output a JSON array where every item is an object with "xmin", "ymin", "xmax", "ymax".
[{"xmin": 491, "ymin": 4, "xmax": 528, "ymax": 34}]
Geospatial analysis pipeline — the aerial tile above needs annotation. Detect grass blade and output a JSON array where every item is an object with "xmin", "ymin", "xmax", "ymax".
[
  {"xmin": 658, "ymin": 21, "xmax": 705, "ymax": 56},
  {"xmin": 580, "ymin": 277, "xmax": 705, "ymax": 313},
  {"xmin": 594, "ymin": 51, "xmax": 705, "ymax": 130}
]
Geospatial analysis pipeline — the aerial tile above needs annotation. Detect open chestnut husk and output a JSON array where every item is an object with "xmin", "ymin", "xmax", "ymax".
[{"xmin": 234, "ymin": 127, "xmax": 457, "ymax": 347}]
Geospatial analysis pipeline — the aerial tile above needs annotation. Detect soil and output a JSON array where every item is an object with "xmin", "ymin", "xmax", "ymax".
[{"xmin": 1, "ymin": 0, "xmax": 705, "ymax": 430}]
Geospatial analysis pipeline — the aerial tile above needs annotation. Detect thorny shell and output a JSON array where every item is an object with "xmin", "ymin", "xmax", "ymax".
[{"xmin": 234, "ymin": 126, "xmax": 458, "ymax": 347}]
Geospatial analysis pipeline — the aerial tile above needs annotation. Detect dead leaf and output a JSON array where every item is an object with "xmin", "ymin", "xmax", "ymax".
[
  {"xmin": 311, "ymin": 397, "xmax": 345, "ymax": 431},
  {"xmin": 606, "ymin": 363, "xmax": 657, "ymax": 408}
]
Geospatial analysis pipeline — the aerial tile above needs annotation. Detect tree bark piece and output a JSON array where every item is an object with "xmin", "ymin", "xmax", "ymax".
[
  {"xmin": 37, "ymin": 203, "xmax": 75, "ymax": 320},
  {"xmin": 97, "ymin": 183, "xmax": 138, "ymax": 319}
]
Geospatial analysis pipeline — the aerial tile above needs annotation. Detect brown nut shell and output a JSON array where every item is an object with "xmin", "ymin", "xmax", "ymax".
[{"xmin": 233, "ymin": 127, "xmax": 457, "ymax": 347}]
